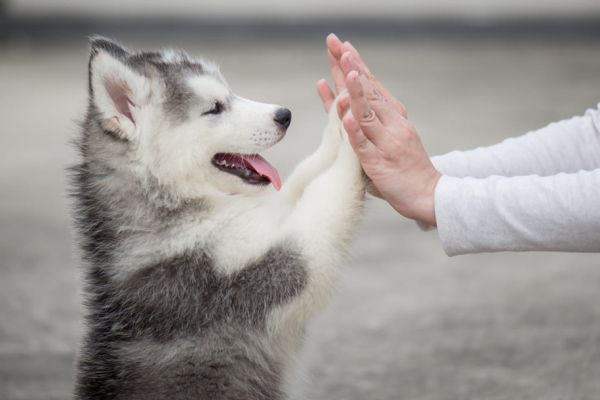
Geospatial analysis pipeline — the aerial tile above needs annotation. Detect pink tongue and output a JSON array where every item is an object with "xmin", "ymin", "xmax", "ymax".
[{"xmin": 243, "ymin": 154, "xmax": 282, "ymax": 191}]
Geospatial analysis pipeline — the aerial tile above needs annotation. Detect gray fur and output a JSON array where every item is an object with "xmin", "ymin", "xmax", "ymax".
[
  {"xmin": 71, "ymin": 38, "xmax": 308, "ymax": 399},
  {"xmin": 75, "ymin": 244, "xmax": 306, "ymax": 399},
  {"xmin": 89, "ymin": 36, "xmax": 223, "ymax": 123}
]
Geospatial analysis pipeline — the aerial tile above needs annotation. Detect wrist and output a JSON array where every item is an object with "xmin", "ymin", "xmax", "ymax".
[
  {"xmin": 416, "ymin": 169, "xmax": 441, "ymax": 227},
  {"xmin": 387, "ymin": 169, "xmax": 441, "ymax": 227}
]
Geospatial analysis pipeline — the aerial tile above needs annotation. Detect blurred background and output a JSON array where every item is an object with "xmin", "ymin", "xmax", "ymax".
[{"xmin": 1, "ymin": 1, "xmax": 600, "ymax": 399}]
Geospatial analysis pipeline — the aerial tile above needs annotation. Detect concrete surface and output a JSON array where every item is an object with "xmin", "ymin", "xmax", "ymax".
[{"xmin": 1, "ymin": 34, "xmax": 600, "ymax": 399}]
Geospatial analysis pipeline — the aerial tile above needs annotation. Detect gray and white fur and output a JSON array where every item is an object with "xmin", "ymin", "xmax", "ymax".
[{"xmin": 69, "ymin": 37, "xmax": 368, "ymax": 399}]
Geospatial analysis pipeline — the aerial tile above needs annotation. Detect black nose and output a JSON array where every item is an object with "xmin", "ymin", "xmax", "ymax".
[{"xmin": 274, "ymin": 108, "xmax": 292, "ymax": 130}]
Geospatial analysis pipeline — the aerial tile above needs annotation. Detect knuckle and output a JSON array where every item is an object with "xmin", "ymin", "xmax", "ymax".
[
  {"xmin": 365, "ymin": 86, "xmax": 386, "ymax": 103},
  {"xmin": 392, "ymin": 99, "xmax": 407, "ymax": 117},
  {"xmin": 356, "ymin": 137, "xmax": 370, "ymax": 150},
  {"xmin": 396, "ymin": 115, "xmax": 413, "ymax": 130},
  {"xmin": 359, "ymin": 108, "xmax": 377, "ymax": 123},
  {"xmin": 399, "ymin": 106, "xmax": 407, "ymax": 118}
]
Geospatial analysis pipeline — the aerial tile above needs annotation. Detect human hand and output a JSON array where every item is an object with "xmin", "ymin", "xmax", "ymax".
[
  {"xmin": 316, "ymin": 34, "xmax": 405, "ymax": 199},
  {"xmin": 342, "ymin": 60, "xmax": 441, "ymax": 226},
  {"xmin": 316, "ymin": 34, "xmax": 345, "ymax": 114},
  {"xmin": 318, "ymin": 34, "xmax": 441, "ymax": 226},
  {"xmin": 316, "ymin": 33, "xmax": 406, "ymax": 119}
]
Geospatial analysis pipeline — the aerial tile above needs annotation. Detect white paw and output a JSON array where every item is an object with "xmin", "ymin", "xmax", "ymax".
[
  {"xmin": 337, "ymin": 126, "xmax": 363, "ymax": 176},
  {"xmin": 323, "ymin": 91, "xmax": 347, "ymax": 145},
  {"xmin": 329, "ymin": 89, "xmax": 347, "ymax": 124}
]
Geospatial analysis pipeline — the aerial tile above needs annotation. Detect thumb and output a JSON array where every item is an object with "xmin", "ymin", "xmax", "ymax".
[{"xmin": 316, "ymin": 79, "xmax": 335, "ymax": 113}]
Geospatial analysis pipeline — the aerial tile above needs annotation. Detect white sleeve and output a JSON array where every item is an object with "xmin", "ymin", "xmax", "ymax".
[
  {"xmin": 435, "ymin": 171, "xmax": 600, "ymax": 256},
  {"xmin": 420, "ymin": 104, "xmax": 600, "ymax": 255},
  {"xmin": 431, "ymin": 104, "xmax": 600, "ymax": 178}
]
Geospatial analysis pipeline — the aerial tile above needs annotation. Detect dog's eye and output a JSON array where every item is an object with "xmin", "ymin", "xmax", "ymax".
[{"xmin": 204, "ymin": 101, "xmax": 224, "ymax": 116}]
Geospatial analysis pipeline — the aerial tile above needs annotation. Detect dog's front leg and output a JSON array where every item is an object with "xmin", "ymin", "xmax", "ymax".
[
  {"xmin": 279, "ymin": 123, "xmax": 369, "ymax": 321},
  {"xmin": 280, "ymin": 100, "xmax": 344, "ymax": 205}
]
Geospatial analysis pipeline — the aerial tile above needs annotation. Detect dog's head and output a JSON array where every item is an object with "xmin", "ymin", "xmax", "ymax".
[{"xmin": 86, "ymin": 37, "xmax": 290, "ymax": 198}]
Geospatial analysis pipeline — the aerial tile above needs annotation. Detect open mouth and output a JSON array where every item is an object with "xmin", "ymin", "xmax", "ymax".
[{"xmin": 212, "ymin": 153, "xmax": 282, "ymax": 191}]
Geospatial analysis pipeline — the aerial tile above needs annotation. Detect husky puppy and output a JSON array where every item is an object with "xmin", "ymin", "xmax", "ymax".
[{"xmin": 70, "ymin": 37, "xmax": 368, "ymax": 399}]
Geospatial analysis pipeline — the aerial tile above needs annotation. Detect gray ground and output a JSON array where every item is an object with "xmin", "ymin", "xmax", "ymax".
[{"xmin": 1, "ymin": 35, "xmax": 599, "ymax": 400}]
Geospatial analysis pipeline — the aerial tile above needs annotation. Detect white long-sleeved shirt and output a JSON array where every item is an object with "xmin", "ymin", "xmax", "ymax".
[{"xmin": 427, "ymin": 103, "xmax": 600, "ymax": 256}]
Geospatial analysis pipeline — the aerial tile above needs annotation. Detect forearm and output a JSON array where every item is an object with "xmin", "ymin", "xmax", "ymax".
[
  {"xmin": 432, "ymin": 105, "xmax": 600, "ymax": 179},
  {"xmin": 281, "ymin": 144, "xmax": 337, "ymax": 204},
  {"xmin": 435, "ymin": 169, "xmax": 600, "ymax": 256}
]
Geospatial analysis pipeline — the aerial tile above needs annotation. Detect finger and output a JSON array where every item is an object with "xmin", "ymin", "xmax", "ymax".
[
  {"xmin": 346, "ymin": 70, "xmax": 387, "ymax": 146},
  {"xmin": 341, "ymin": 42, "xmax": 407, "ymax": 118},
  {"xmin": 326, "ymin": 33, "xmax": 344, "ymax": 60},
  {"xmin": 339, "ymin": 49, "xmax": 360, "ymax": 78},
  {"xmin": 343, "ymin": 55, "xmax": 396, "ymax": 127},
  {"xmin": 336, "ymin": 92, "xmax": 349, "ymax": 120},
  {"xmin": 328, "ymin": 50, "xmax": 346, "ymax": 94},
  {"xmin": 343, "ymin": 113, "xmax": 379, "ymax": 162},
  {"xmin": 340, "ymin": 51, "xmax": 381, "ymax": 101},
  {"xmin": 340, "ymin": 41, "xmax": 373, "ymax": 77},
  {"xmin": 316, "ymin": 78, "xmax": 335, "ymax": 113}
]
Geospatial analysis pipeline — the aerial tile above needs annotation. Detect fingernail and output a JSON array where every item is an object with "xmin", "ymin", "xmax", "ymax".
[{"xmin": 347, "ymin": 52, "xmax": 355, "ymax": 65}]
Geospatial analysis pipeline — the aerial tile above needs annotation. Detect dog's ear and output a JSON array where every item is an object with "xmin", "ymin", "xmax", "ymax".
[{"xmin": 88, "ymin": 37, "xmax": 149, "ymax": 141}]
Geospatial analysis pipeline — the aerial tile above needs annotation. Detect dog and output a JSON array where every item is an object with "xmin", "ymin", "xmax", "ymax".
[{"xmin": 70, "ymin": 37, "xmax": 368, "ymax": 399}]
